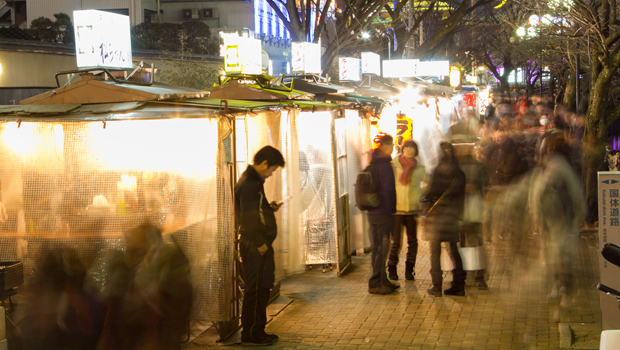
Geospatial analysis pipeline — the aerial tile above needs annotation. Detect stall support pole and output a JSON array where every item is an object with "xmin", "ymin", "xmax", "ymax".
[{"xmin": 214, "ymin": 116, "xmax": 241, "ymax": 342}]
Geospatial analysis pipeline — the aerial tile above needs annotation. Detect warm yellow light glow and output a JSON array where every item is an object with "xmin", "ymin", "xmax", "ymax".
[
  {"xmin": 396, "ymin": 87, "xmax": 421, "ymax": 109},
  {"xmin": 3, "ymin": 122, "xmax": 37, "ymax": 155},
  {"xmin": 450, "ymin": 68, "xmax": 461, "ymax": 87},
  {"xmin": 87, "ymin": 118, "xmax": 219, "ymax": 178},
  {"xmin": 0, "ymin": 63, "xmax": 3, "ymax": 75}
]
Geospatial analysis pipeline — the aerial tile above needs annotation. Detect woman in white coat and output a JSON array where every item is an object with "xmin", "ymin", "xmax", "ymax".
[{"xmin": 388, "ymin": 140, "xmax": 427, "ymax": 280}]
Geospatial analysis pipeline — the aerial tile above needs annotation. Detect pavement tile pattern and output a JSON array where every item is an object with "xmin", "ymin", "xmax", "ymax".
[{"xmin": 186, "ymin": 229, "xmax": 602, "ymax": 349}]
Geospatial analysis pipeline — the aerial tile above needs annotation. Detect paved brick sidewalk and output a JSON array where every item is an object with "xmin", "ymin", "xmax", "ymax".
[{"xmin": 186, "ymin": 229, "xmax": 602, "ymax": 349}]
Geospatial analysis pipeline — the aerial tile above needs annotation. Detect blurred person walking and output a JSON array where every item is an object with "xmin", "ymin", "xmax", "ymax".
[
  {"xmin": 367, "ymin": 135, "xmax": 398, "ymax": 294},
  {"xmin": 388, "ymin": 140, "xmax": 426, "ymax": 281},
  {"xmin": 421, "ymin": 142, "xmax": 467, "ymax": 297},
  {"xmin": 456, "ymin": 144, "xmax": 490, "ymax": 289},
  {"xmin": 235, "ymin": 146, "xmax": 285, "ymax": 345},
  {"xmin": 530, "ymin": 133, "xmax": 584, "ymax": 312}
]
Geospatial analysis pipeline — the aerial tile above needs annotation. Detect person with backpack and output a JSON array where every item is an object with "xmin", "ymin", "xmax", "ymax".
[
  {"xmin": 387, "ymin": 140, "xmax": 426, "ymax": 281},
  {"xmin": 365, "ymin": 135, "xmax": 398, "ymax": 294}
]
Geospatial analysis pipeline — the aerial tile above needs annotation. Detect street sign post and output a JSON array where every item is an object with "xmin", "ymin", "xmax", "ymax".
[{"xmin": 598, "ymin": 171, "xmax": 620, "ymax": 330}]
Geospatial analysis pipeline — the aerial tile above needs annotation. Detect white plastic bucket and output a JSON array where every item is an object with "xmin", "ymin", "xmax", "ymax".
[{"xmin": 600, "ymin": 330, "xmax": 620, "ymax": 350}]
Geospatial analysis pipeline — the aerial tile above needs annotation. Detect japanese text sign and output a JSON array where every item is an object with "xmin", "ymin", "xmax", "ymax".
[
  {"xmin": 396, "ymin": 113, "xmax": 412, "ymax": 146},
  {"xmin": 598, "ymin": 172, "xmax": 620, "ymax": 330},
  {"xmin": 339, "ymin": 57, "xmax": 361, "ymax": 81},
  {"xmin": 73, "ymin": 10, "xmax": 132, "ymax": 69},
  {"xmin": 224, "ymin": 36, "xmax": 262, "ymax": 74},
  {"xmin": 361, "ymin": 52, "xmax": 381, "ymax": 75},
  {"xmin": 292, "ymin": 42, "xmax": 321, "ymax": 74},
  {"xmin": 382, "ymin": 59, "xmax": 419, "ymax": 78}
]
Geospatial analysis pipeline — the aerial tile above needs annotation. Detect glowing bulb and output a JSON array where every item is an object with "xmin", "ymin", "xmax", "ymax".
[
  {"xmin": 517, "ymin": 27, "xmax": 526, "ymax": 37},
  {"xmin": 361, "ymin": 32, "xmax": 370, "ymax": 39}
]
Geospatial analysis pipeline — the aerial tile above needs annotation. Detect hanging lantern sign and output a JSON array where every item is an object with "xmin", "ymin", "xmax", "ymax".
[
  {"xmin": 292, "ymin": 42, "xmax": 322, "ymax": 74},
  {"xmin": 382, "ymin": 59, "xmax": 419, "ymax": 78},
  {"xmin": 339, "ymin": 57, "xmax": 361, "ymax": 81},
  {"xmin": 224, "ymin": 36, "xmax": 262, "ymax": 74},
  {"xmin": 361, "ymin": 52, "xmax": 381, "ymax": 75},
  {"xmin": 450, "ymin": 67, "xmax": 461, "ymax": 87},
  {"xmin": 73, "ymin": 10, "xmax": 132, "ymax": 68}
]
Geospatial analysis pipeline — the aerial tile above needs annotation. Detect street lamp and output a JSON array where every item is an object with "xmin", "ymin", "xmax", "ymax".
[{"xmin": 377, "ymin": 28, "xmax": 395, "ymax": 60}]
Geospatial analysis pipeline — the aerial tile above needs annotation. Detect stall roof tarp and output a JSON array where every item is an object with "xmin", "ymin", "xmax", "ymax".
[
  {"xmin": 21, "ymin": 74, "xmax": 205, "ymax": 105},
  {"xmin": 323, "ymin": 93, "xmax": 384, "ymax": 110},
  {"xmin": 0, "ymin": 102, "xmax": 230, "ymax": 121},
  {"xmin": 0, "ymin": 104, "xmax": 81, "ymax": 115},
  {"xmin": 207, "ymin": 79, "xmax": 312, "ymax": 101},
  {"xmin": 174, "ymin": 98, "xmax": 340, "ymax": 112},
  {"xmin": 289, "ymin": 79, "xmax": 355, "ymax": 95}
]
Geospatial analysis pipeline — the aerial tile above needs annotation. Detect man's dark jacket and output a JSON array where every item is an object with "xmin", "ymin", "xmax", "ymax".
[
  {"xmin": 234, "ymin": 165, "xmax": 277, "ymax": 287},
  {"xmin": 366, "ymin": 148, "xmax": 396, "ymax": 216}
]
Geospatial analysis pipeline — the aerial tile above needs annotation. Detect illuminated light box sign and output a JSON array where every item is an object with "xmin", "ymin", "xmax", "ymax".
[
  {"xmin": 382, "ymin": 59, "xmax": 419, "ymax": 78},
  {"xmin": 361, "ymin": 52, "xmax": 381, "ymax": 75},
  {"xmin": 416, "ymin": 61, "xmax": 450, "ymax": 76},
  {"xmin": 224, "ymin": 36, "xmax": 262, "ymax": 74},
  {"xmin": 292, "ymin": 42, "xmax": 321, "ymax": 74},
  {"xmin": 73, "ymin": 10, "xmax": 132, "ymax": 69},
  {"xmin": 339, "ymin": 57, "xmax": 361, "ymax": 81}
]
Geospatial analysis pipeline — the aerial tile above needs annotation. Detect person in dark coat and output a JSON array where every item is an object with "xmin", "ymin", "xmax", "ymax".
[
  {"xmin": 235, "ymin": 146, "xmax": 285, "ymax": 345},
  {"xmin": 367, "ymin": 134, "xmax": 398, "ymax": 294},
  {"xmin": 421, "ymin": 142, "xmax": 467, "ymax": 297}
]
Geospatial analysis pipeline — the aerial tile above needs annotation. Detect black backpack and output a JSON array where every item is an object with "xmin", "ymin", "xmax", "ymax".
[{"xmin": 355, "ymin": 164, "xmax": 380, "ymax": 210}]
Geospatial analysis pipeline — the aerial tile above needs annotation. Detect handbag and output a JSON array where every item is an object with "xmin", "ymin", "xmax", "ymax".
[
  {"xmin": 440, "ymin": 244, "xmax": 486, "ymax": 271},
  {"xmin": 418, "ymin": 179, "xmax": 457, "ymax": 242}
]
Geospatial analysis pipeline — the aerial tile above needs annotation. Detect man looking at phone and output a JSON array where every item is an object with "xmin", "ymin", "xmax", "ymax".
[{"xmin": 235, "ymin": 146, "xmax": 285, "ymax": 345}]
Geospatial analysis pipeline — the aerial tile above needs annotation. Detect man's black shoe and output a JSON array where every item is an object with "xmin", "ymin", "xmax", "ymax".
[
  {"xmin": 443, "ymin": 285, "xmax": 465, "ymax": 296},
  {"xmin": 427, "ymin": 287, "xmax": 442, "ymax": 297},
  {"xmin": 386, "ymin": 281, "xmax": 400, "ymax": 289},
  {"xmin": 369, "ymin": 285, "xmax": 395, "ymax": 294},
  {"xmin": 241, "ymin": 335, "xmax": 276, "ymax": 346},
  {"xmin": 388, "ymin": 264, "xmax": 398, "ymax": 280},
  {"xmin": 264, "ymin": 333, "xmax": 279, "ymax": 342}
]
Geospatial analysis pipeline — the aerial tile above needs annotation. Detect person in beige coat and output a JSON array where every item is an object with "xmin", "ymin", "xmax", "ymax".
[{"xmin": 388, "ymin": 140, "xmax": 427, "ymax": 281}]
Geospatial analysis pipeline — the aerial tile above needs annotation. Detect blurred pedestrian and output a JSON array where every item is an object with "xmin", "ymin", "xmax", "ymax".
[
  {"xmin": 367, "ymin": 135, "xmax": 398, "ymax": 294},
  {"xmin": 421, "ymin": 142, "xmax": 467, "ymax": 297},
  {"xmin": 235, "ymin": 146, "xmax": 285, "ymax": 345},
  {"xmin": 388, "ymin": 140, "xmax": 426, "ymax": 281},
  {"xmin": 530, "ymin": 133, "xmax": 584, "ymax": 312},
  {"xmin": 456, "ymin": 144, "xmax": 489, "ymax": 289}
]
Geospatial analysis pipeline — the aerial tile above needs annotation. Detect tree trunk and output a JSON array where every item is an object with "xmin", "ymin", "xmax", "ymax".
[
  {"xmin": 563, "ymin": 75, "xmax": 576, "ymax": 112},
  {"xmin": 582, "ymin": 65, "xmax": 615, "ymax": 225}
]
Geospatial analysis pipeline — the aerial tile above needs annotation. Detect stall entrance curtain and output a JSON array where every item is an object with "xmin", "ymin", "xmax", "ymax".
[
  {"xmin": 297, "ymin": 110, "xmax": 338, "ymax": 265},
  {"xmin": 0, "ymin": 118, "xmax": 234, "ymax": 322},
  {"xmin": 240, "ymin": 108, "xmax": 339, "ymax": 276}
]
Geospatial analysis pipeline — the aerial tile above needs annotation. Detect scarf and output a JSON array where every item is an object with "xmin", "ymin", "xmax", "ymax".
[{"xmin": 398, "ymin": 155, "xmax": 417, "ymax": 186}]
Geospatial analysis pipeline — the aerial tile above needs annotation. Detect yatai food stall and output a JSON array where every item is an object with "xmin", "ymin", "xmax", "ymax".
[
  {"xmin": 209, "ymin": 37, "xmax": 373, "ymax": 277},
  {"xmin": 3, "ymin": 69, "xmax": 245, "ymax": 340}
]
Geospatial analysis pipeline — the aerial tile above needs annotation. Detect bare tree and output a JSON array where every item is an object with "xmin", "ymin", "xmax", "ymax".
[{"xmin": 265, "ymin": 0, "xmax": 388, "ymax": 73}]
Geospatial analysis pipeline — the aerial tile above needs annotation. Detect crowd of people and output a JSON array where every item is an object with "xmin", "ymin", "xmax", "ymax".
[{"xmin": 366, "ymin": 92, "xmax": 588, "ymax": 313}]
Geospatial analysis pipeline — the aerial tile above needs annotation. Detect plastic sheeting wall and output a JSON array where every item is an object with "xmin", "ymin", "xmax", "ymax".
[
  {"xmin": 0, "ymin": 118, "xmax": 234, "ymax": 322},
  {"xmin": 297, "ymin": 111, "xmax": 337, "ymax": 265},
  {"xmin": 345, "ymin": 110, "xmax": 372, "ymax": 253},
  {"xmin": 239, "ymin": 108, "xmax": 339, "ymax": 276}
]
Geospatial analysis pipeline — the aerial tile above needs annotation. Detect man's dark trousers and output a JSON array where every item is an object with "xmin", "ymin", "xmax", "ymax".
[
  {"xmin": 368, "ymin": 214, "xmax": 395, "ymax": 288},
  {"xmin": 240, "ymin": 239, "xmax": 270, "ymax": 340}
]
